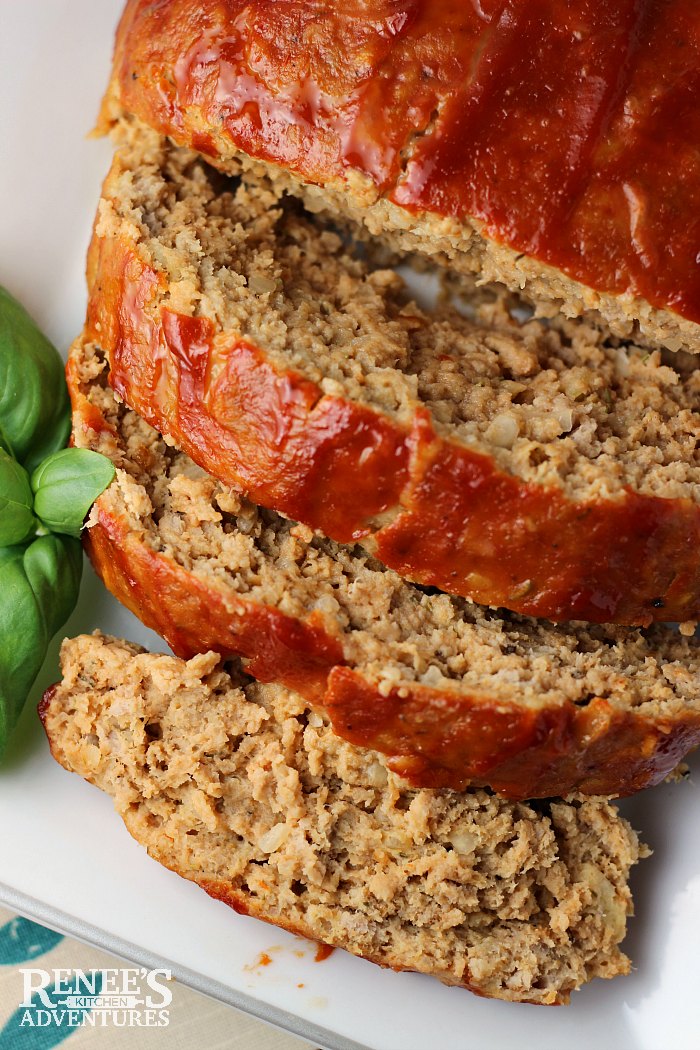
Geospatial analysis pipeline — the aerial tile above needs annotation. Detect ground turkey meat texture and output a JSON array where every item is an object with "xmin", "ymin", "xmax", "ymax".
[{"xmin": 41, "ymin": 633, "xmax": 645, "ymax": 1006}]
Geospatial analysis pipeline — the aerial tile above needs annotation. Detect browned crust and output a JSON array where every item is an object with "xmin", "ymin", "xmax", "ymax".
[
  {"xmin": 87, "ymin": 164, "xmax": 700, "ymax": 626},
  {"xmin": 101, "ymin": 0, "xmax": 700, "ymax": 348},
  {"xmin": 37, "ymin": 684, "xmax": 57, "ymax": 726},
  {"xmin": 324, "ymin": 667, "xmax": 700, "ymax": 798},
  {"xmin": 67, "ymin": 335, "xmax": 700, "ymax": 799}
]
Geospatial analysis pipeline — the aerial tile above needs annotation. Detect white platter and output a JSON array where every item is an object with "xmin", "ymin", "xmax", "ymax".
[{"xmin": 1, "ymin": 4, "xmax": 699, "ymax": 1048}]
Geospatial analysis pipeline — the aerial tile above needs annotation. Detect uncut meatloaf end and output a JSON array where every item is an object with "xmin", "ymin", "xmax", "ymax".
[
  {"xmin": 100, "ymin": 0, "xmax": 700, "ymax": 354},
  {"xmin": 86, "ymin": 124, "xmax": 700, "ymax": 626},
  {"xmin": 66, "ymin": 330, "xmax": 700, "ymax": 800},
  {"xmin": 40, "ymin": 632, "xmax": 645, "ymax": 1006}
]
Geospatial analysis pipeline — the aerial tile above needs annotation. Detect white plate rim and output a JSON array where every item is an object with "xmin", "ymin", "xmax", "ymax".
[{"xmin": 0, "ymin": 881, "xmax": 369, "ymax": 1050}]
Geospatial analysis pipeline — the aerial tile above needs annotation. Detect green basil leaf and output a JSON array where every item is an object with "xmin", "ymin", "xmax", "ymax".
[
  {"xmin": 0, "ymin": 535, "xmax": 82, "ymax": 759},
  {"xmin": 0, "ymin": 286, "xmax": 70, "ymax": 472},
  {"xmin": 0, "ymin": 449, "xmax": 36, "ymax": 546},
  {"xmin": 31, "ymin": 448, "xmax": 115, "ymax": 538}
]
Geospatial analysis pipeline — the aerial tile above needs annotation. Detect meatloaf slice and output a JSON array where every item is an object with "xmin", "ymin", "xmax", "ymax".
[
  {"xmin": 68, "ymin": 331, "xmax": 700, "ymax": 800},
  {"xmin": 101, "ymin": 1, "xmax": 700, "ymax": 352},
  {"xmin": 40, "ymin": 632, "xmax": 645, "ymax": 1006},
  {"xmin": 86, "ymin": 124, "xmax": 700, "ymax": 626}
]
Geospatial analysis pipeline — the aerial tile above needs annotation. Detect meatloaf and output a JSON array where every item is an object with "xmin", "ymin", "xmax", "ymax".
[
  {"xmin": 86, "ymin": 124, "xmax": 700, "ymax": 626},
  {"xmin": 100, "ymin": 1, "xmax": 700, "ymax": 352},
  {"xmin": 67, "ymin": 330, "xmax": 700, "ymax": 799},
  {"xmin": 40, "ymin": 632, "xmax": 645, "ymax": 1005}
]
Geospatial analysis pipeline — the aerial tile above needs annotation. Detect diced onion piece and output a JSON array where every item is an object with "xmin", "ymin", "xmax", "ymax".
[
  {"xmin": 485, "ymin": 412, "xmax": 520, "ymax": 448},
  {"xmin": 258, "ymin": 823, "xmax": 289, "ymax": 854},
  {"xmin": 248, "ymin": 274, "xmax": 278, "ymax": 295}
]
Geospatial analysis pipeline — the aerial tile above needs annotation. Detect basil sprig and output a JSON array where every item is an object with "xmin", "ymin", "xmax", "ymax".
[
  {"xmin": 0, "ymin": 450, "xmax": 35, "ymax": 546},
  {"xmin": 0, "ymin": 287, "xmax": 115, "ymax": 760},
  {"xmin": 0, "ymin": 287, "xmax": 71, "ymax": 471},
  {"xmin": 0, "ymin": 537, "xmax": 83, "ymax": 749},
  {"xmin": 32, "ymin": 448, "xmax": 115, "ymax": 538}
]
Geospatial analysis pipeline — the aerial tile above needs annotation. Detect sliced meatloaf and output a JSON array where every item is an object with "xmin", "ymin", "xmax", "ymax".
[
  {"xmin": 86, "ymin": 125, "xmax": 700, "ymax": 626},
  {"xmin": 101, "ymin": 1, "xmax": 700, "ymax": 352},
  {"xmin": 67, "ymin": 330, "xmax": 700, "ymax": 799},
  {"xmin": 40, "ymin": 632, "xmax": 645, "ymax": 1005}
]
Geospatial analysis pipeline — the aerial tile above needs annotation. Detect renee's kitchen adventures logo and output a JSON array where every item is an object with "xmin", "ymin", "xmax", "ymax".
[{"xmin": 16, "ymin": 966, "xmax": 172, "ymax": 1030}]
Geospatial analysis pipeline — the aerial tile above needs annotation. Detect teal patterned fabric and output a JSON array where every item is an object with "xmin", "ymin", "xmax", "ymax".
[
  {"xmin": 0, "ymin": 974, "xmax": 103, "ymax": 1049},
  {"xmin": 0, "ymin": 917, "xmax": 102, "ymax": 1049},
  {"xmin": 0, "ymin": 920, "xmax": 63, "ymax": 968}
]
